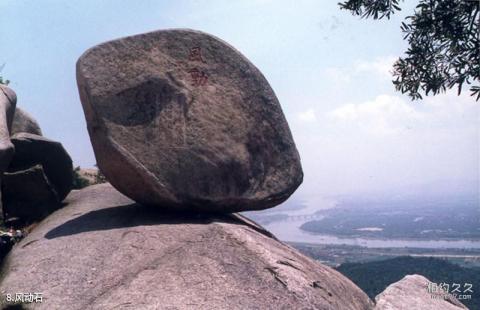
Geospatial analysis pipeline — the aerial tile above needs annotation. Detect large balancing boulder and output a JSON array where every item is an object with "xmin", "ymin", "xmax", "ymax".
[{"xmin": 76, "ymin": 29, "xmax": 303, "ymax": 212}]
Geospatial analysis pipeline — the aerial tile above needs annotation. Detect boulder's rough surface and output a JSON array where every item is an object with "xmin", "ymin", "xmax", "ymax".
[
  {"xmin": 2, "ymin": 164, "xmax": 61, "ymax": 221},
  {"xmin": 7, "ymin": 133, "xmax": 73, "ymax": 201},
  {"xmin": 0, "ymin": 184, "xmax": 373, "ymax": 310},
  {"xmin": 374, "ymin": 274, "xmax": 467, "ymax": 310},
  {"xmin": 0, "ymin": 85, "xmax": 16, "ymax": 173},
  {"xmin": 76, "ymin": 29, "xmax": 303, "ymax": 212},
  {"xmin": 11, "ymin": 107, "xmax": 43, "ymax": 136}
]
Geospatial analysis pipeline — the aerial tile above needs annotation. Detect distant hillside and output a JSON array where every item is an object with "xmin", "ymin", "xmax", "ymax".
[
  {"xmin": 300, "ymin": 199, "xmax": 480, "ymax": 239},
  {"xmin": 336, "ymin": 256, "xmax": 479, "ymax": 309}
]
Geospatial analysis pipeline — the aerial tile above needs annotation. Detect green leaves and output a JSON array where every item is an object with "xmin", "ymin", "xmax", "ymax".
[
  {"xmin": 339, "ymin": 0, "xmax": 403, "ymax": 20},
  {"xmin": 339, "ymin": 0, "xmax": 480, "ymax": 101},
  {"xmin": 471, "ymin": 86, "xmax": 480, "ymax": 101},
  {"xmin": 0, "ymin": 64, "xmax": 9, "ymax": 85},
  {"xmin": 0, "ymin": 76, "xmax": 9, "ymax": 85},
  {"xmin": 72, "ymin": 166, "xmax": 90, "ymax": 189}
]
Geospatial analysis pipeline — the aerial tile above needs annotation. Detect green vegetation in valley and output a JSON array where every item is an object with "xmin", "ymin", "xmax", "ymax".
[{"xmin": 291, "ymin": 242, "xmax": 480, "ymax": 268}]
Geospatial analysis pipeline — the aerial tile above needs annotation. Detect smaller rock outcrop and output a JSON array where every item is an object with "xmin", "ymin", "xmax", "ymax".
[
  {"xmin": 2, "ymin": 164, "xmax": 61, "ymax": 221},
  {"xmin": 11, "ymin": 107, "xmax": 43, "ymax": 136},
  {"xmin": 0, "ymin": 85, "xmax": 16, "ymax": 174},
  {"xmin": 8, "ymin": 133, "xmax": 73, "ymax": 200},
  {"xmin": 374, "ymin": 274, "xmax": 467, "ymax": 310},
  {"xmin": 2, "ymin": 133, "xmax": 73, "ymax": 222}
]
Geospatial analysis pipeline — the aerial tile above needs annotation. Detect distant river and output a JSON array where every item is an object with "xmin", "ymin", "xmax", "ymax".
[{"xmin": 264, "ymin": 219, "xmax": 480, "ymax": 249}]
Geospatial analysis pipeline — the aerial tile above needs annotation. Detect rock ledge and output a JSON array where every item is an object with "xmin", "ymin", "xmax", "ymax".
[{"xmin": 0, "ymin": 184, "xmax": 372, "ymax": 310}]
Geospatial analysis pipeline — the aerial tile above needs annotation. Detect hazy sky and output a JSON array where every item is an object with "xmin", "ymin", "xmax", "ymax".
[{"xmin": 0, "ymin": 0, "xmax": 478, "ymax": 205}]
